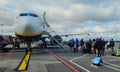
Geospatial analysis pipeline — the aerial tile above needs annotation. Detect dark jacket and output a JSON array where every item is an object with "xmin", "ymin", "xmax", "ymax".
[{"xmin": 96, "ymin": 39, "xmax": 104, "ymax": 50}]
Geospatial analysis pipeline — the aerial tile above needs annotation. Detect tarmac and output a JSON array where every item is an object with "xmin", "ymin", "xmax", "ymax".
[{"xmin": 0, "ymin": 44, "xmax": 120, "ymax": 72}]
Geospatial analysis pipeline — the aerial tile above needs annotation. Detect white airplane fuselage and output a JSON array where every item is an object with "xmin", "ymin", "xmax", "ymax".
[{"xmin": 14, "ymin": 13, "xmax": 44, "ymax": 41}]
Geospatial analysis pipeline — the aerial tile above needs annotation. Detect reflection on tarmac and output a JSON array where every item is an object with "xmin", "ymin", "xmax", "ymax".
[{"xmin": 0, "ymin": 44, "xmax": 120, "ymax": 72}]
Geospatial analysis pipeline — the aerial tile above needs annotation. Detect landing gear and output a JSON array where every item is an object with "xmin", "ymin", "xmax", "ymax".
[{"xmin": 26, "ymin": 42, "xmax": 32, "ymax": 54}]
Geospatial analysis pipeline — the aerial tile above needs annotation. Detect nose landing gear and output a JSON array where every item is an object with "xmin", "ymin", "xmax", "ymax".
[{"xmin": 26, "ymin": 42, "xmax": 32, "ymax": 54}]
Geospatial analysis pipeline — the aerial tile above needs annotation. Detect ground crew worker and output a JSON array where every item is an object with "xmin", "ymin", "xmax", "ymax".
[{"xmin": 116, "ymin": 44, "xmax": 120, "ymax": 56}]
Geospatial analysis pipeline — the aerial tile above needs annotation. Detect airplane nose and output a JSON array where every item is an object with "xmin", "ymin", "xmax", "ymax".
[
  {"xmin": 15, "ymin": 19, "xmax": 31, "ymax": 34},
  {"xmin": 15, "ymin": 17, "xmax": 40, "ymax": 35},
  {"xmin": 23, "ymin": 19, "xmax": 36, "ymax": 34},
  {"xmin": 15, "ymin": 14, "xmax": 44, "ymax": 37}
]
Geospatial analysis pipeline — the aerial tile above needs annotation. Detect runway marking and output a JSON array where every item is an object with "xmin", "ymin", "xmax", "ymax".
[
  {"xmin": 106, "ymin": 55, "xmax": 120, "ymax": 59},
  {"xmin": 18, "ymin": 51, "xmax": 31, "ymax": 71},
  {"xmin": 90, "ymin": 64, "xmax": 98, "ymax": 68},
  {"xmin": 101, "ymin": 63, "xmax": 120, "ymax": 72},
  {"xmin": 103, "ymin": 62, "xmax": 120, "ymax": 68},
  {"xmin": 69, "ymin": 54, "xmax": 91, "ymax": 72},
  {"xmin": 71, "ymin": 54, "xmax": 89, "ymax": 61},
  {"xmin": 50, "ymin": 52, "xmax": 80, "ymax": 72}
]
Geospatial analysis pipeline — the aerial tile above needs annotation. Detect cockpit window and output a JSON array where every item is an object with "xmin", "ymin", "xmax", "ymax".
[
  {"xmin": 20, "ymin": 13, "xmax": 28, "ymax": 16},
  {"xmin": 19, "ymin": 13, "xmax": 38, "ymax": 17},
  {"xmin": 29, "ymin": 13, "xmax": 38, "ymax": 17}
]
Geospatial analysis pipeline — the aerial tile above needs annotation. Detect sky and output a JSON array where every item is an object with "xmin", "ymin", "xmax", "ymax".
[{"xmin": 0, "ymin": 0, "xmax": 120, "ymax": 41}]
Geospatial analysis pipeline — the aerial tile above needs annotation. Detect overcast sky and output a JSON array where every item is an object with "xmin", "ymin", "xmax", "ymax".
[{"xmin": 0, "ymin": 0, "xmax": 120, "ymax": 40}]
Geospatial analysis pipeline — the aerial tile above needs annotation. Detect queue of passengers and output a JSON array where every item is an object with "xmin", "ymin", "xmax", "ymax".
[{"xmin": 67, "ymin": 37, "xmax": 115, "ymax": 57}]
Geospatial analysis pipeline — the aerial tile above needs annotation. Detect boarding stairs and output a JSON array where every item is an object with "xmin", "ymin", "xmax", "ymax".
[
  {"xmin": 44, "ymin": 27, "xmax": 68, "ymax": 52},
  {"xmin": 42, "ymin": 12, "xmax": 68, "ymax": 52}
]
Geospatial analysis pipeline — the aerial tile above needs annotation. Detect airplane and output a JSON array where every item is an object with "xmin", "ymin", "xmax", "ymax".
[
  {"xmin": 13, "ymin": 11, "xmax": 65, "ymax": 52},
  {"xmin": 0, "ymin": 11, "xmax": 62, "ymax": 52},
  {"xmin": 0, "ymin": 11, "xmax": 89, "ymax": 52},
  {"xmin": 60, "ymin": 33, "xmax": 91, "ymax": 37}
]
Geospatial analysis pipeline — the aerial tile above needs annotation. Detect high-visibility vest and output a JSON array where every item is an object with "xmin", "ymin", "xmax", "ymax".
[{"xmin": 116, "ymin": 47, "xmax": 120, "ymax": 56}]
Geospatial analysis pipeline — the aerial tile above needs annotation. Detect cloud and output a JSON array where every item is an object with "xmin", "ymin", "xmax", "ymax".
[
  {"xmin": 0, "ymin": 0, "xmax": 120, "ymax": 40},
  {"xmin": 0, "ymin": 0, "xmax": 9, "ymax": 5},
  {"xmin": 92, "ymin": 26, "xmax": 108, "ymax": 32}
]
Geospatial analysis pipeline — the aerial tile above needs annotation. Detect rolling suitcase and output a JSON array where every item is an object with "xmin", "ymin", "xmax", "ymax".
[{"xmin": 93, "ymin": 56, "xmax": 102, "ymax": 65}]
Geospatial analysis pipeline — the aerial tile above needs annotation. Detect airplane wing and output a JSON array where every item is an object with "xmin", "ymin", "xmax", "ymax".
[{"xmin": 60, "ymin": 33, "xmax": 91, "ymax": 37}]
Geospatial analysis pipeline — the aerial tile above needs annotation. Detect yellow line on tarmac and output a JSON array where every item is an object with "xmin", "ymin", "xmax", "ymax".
[{"xmin": 18, "ymin": 51, "xmax": 31, "ymax": 71}]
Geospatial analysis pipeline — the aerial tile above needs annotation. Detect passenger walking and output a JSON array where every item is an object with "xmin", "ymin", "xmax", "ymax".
[
  {"xmin": 106, "ymin": 41, "xmax": 110, "ymax": 49},
  {"xmin": 68, "ymin": 39, "xmax": 75, "ymax": 52},
  {"xmin": 86, "ymin": 39, "xmax": 92, "ymax": 54},
  {"xmin": 68, "ymin": 39, "xmax": 72, "ymax": 50},
  {"xmin": 92, "ymin": 39, "xmax": 96, "ymax": 55},
  {"xmin": 109, "ymin": 38, "xmax": 115, "ymax": 54},
  {"xmin": 71, "ymin": 39, "xmax": 75, "ymax": 52},
  {"xmin": 75, "ymin": 38, "xmax": 79, "ymax": 52},
  {"xmin": 96, "ymin": 37, "xmax": 104, "ymax": 57},
  {"xmin": 80, "ymin": 38, "xmax": 85, "ymax": 52},
  {"xmin": 102, "ymin": 39, "xmax": 106, "ymax": 55}
]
